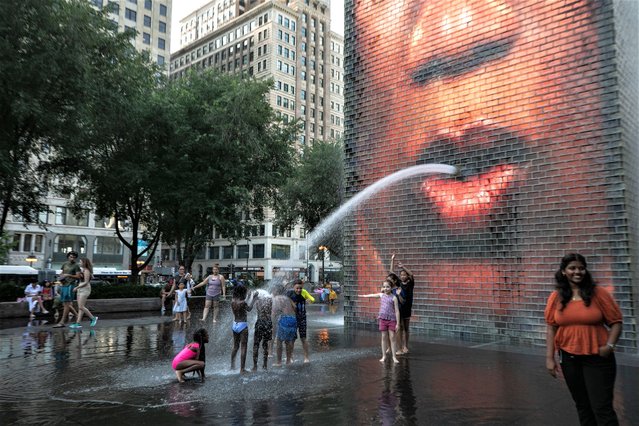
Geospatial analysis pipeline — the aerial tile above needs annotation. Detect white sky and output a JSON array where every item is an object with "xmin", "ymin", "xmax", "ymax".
[{"xmin": 170, "ymin": 0, "xmax": 344, "ymax": 53}]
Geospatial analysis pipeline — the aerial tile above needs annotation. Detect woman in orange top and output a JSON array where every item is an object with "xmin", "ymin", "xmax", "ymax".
[{"xmin": 545, "ymin": 253, "xmax": 622, "ymax": 426}]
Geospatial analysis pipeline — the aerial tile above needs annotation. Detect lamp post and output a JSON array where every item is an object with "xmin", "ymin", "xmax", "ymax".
[
  {"xmin": 26, "ymin": 253, "xmax": 37, "ymax": 268},
  {"xmin": 136, "ymin": 259, "xmax": 145, "ymax": 285},
  {"xmin": 318, "ymin": 246, "xmax": 328, "ymax": 284}
]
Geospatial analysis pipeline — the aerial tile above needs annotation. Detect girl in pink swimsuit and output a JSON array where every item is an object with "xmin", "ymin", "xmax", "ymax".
[{"xmin": 172, "ymin": 328, "xmax": 209, "ymax": 382}]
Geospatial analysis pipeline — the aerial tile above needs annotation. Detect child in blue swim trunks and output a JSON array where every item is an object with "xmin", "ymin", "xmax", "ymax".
[{"xmin": 272, "ymin": 288, "xmax": 297, "ymax": 366}]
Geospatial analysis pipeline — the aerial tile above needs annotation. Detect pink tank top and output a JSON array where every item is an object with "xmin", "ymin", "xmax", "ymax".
[
  {"xmin": 378, "ymin": 294, "xmax": 396, "ymax": 321},
  {"xmin": 172, "ymin": 342, "xmax": 200, "ymax": 369}
]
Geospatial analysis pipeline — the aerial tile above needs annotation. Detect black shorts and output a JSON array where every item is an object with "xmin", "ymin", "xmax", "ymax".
[
  {"xmin": 296, "ymin": 314, "xmax": 307, "ymax": 339},
  {"xmin": 254, "ymin": 318, "xmax": 273, "ymax": 342}
]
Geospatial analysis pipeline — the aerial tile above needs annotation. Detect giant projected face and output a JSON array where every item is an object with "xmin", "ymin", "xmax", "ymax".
[{"xmin": 350, "ymin": 0, "xmax": 612, "ymax": 305}]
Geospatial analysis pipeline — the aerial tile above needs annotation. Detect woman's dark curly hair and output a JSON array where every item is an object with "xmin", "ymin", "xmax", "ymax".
[{"xmin": 554, "ymin": 253, "xmax": 596, "ymax": 311}]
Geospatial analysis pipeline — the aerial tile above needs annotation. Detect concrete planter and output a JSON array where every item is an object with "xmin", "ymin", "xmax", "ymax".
[{"xmin": 0, "ymin": 297, "xmax": 162, "ymax": 319}]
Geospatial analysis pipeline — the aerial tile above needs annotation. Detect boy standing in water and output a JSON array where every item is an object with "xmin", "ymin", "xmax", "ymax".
[
  {"xmin": 271, "ymin": 287, "xmax": 297, "ymax": 366},
  {"xmin": 288, "ymin": 279, "xmax": 312, "ymax": 363}
]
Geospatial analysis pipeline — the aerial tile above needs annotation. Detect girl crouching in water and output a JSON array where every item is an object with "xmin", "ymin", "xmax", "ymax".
[
  {"xmin": 172, "ymin": 328, "xmax": 208, "ymax": 382},
  {"xmin": 360, "ymin": 278, "xmax": 401, "ymax": 364}
]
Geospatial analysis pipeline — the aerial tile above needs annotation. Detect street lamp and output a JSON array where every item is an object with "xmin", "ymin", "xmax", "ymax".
[
  {"xmin": 318, "ymin": 246, "xmax": 328, "ymax": 285},
  {"xmin": 26, "ymin": 253, "xmax": 37, "ymax": 268}
]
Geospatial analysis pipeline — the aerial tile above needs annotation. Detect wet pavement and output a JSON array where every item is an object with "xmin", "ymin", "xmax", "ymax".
[{"xmin": 1, "ymin": 303, "xmax": 638, "ymax": 425}]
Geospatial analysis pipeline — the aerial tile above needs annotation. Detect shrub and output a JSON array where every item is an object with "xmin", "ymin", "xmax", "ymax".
[
  {"xmin": 0, "ymin": 281, "xmax": 159, "ymax": 302},
  {"xmin": 0, "ymin": 282, "xmax": 24, "ymax": 302}
]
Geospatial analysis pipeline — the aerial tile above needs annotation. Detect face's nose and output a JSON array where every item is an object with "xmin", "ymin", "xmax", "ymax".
[{"xmin": 407, "ymin": 0, "xmax": 519, "ymax": 75}]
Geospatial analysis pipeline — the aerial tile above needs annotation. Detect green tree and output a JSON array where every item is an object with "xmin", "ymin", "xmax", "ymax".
[
  {"xmin": 274, "ymin": 139, "xmax": 344, "ymax": 255},
  {"xmin": 0, "ymin": 0, "xmax": 133, "ymax": 231},
  {"xmin": 63, "ymin": 55, "xmax": 166, "ymax": 282},
  {"xmin": 157, "ymin": 70, "xmax": 297, "ymax": 271}
]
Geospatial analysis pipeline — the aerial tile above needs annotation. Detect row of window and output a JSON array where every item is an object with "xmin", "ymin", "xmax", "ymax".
[
  {"xmin": 11, "ymin": 233, "xmax": 122, "ymax": 256},
  {"xmin": 276, "ymin": 80, "xmax": 295, "ymax": 95},
  {"xmin": 183, "ymin": 243, "xmax": 304, "ymax": 261},
  {"xmin": 277, "ymin": 14, "xmax": 296, "ymax": 31},
  {"xmin": 12, "ymin": 207, "xmax": 121, "ymax": 229},
  {"xmin": 125, "ymin": 0, "xmax": 166, "ymax": 14},
  {"xmin": 277, "ymin": 29, "xmax": 296, "ymax": 46},
  {"xmin": 277, "ymin": 44, "xmax": 296, "ymax": 60},
  {"xmin": 276, "ymin": 95, "xmax": 295, "ymax": 110},
  {"xmin": 276, "ymin": 60, "xmax": 295, "ymax": 76}
]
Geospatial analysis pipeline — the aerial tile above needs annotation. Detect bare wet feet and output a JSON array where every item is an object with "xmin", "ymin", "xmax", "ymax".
[
  {"xmin": 175, "ymin": 370, "xmax": 185, "ymax": 383},
  {"xmin": 393, "ymin": 358, "xmax": 400, "ymax": 364},
  {"xmin": 379, "ymin": 357, "xmax": 386, "ymax": 363},
  {"xmin": 303, "ymin": 358, "xmax": 310, "ymax": 364}
]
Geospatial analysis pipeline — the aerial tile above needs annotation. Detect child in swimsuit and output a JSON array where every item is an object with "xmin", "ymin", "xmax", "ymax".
[
  {"xmin": 252, "ymin": 291, "xmax": 273, "ymax": 371},
  {"xmin": 231, "ymin": 285, "xmax": 255, "ymax": 373},
  {"xmin": 172, "ymin": 328, "xmax": 208, "ymax": 382},
  {"xmin": 271, "ymin": 286, "xmax": 298, "ymax": 366}
]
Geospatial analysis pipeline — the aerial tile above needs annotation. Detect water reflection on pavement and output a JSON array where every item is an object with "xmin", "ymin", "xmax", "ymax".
[{"xmin": 0, "ymin": 304, "xmax": 637, "ymax": 425}]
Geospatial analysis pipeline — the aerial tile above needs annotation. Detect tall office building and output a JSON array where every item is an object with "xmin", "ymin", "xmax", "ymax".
[
  {"xmin": 168, "ymin": 0, "xmax": 344, "ymax": 282},
  {"xmin": 328, "ymin": 31, "xmax": 344, "ymax": 141},
  {"xmin": 92, "ymin": 0, "xmax": 173, "ymax": 71},
  {"xmin": 4, "ymin": 0, "xmax": 174, "ymax": 272}
]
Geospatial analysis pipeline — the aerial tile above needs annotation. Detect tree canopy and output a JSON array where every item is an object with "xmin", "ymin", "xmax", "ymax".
[
  {"xmin": 0, "ymin": 0, "xmax": 136, "ymax": 231},
  {"xmin": 157, "ymin": 70, "xmax": 298, "ymax": 270},
  {"xmin": 274, "ymin": 139, "xmax": 344, "ymax": 254}
]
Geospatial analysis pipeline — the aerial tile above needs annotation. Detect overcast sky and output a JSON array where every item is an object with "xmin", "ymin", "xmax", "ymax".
[{"xmin": 170, "ymin": 0, "xmax": 344, "ymax": 53}]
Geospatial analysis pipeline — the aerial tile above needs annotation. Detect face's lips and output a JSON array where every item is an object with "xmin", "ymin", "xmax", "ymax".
[
  {"xmin": 417, "ymin": 124, "xmax": 529, "ymax": 222},
  {"xmin": 423, "ymin": 164, "xmax": 517, "ymax": 219}
]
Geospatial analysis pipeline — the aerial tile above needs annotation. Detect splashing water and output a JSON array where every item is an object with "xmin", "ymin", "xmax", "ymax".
[
  {"xmin": 307, "ymin": 164, "xmax": 457, "ymax": 248},
  {"xmin": 253, "ymin": 288, "xmax": 272, "ymax": 299}
]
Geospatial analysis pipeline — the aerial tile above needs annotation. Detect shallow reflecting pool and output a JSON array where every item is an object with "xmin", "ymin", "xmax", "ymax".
[{"xmin": 1, "ymin": 304, "xmax": 637, "ymax": 425}]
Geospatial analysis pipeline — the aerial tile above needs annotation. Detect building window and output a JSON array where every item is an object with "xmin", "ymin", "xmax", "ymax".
[
  {"xmin": 125, "ymin": 8, "xmax": 136, "ymax": 21},
  {"xmin": 223, "ymin": 246, "xmax": 234, "ymax": 259},
  {"xmin": 92, "ymin": 0, "xmax": 104, "ymax": 7},
  {"xmin": 253, "ymin": 244, "xmax": 265, "ymax": 258},
  {"xmin": 237, "ymin": 245, "xmax": 249, "ymax": 259},
  {"xmin": 143, "ymin": 15, "xmax": 151, "ymax": 26},
  {"xmin": 143, "ymin": 32, "xmax": 151, "ymax": 44},
  {"xmin": 158, "ymin": 38, "xmax": 165, "ymax": 49},
  {"xmin": 159, "ymin": 21, "xmax": 166, "ymax": 33},
  {"xmin": 145, "ymin": 0, "xmax": 152, "ymax": 10},
  {"xmin": 94, "ymin": 237, "xmax": 123, "ymax": 255},
  {"xmin": 55, "ymin": 235, "xmax": 87, "ymax": 256},
  {"xmin": 159, "ymin": 3, "xmax": 167, "ymax": 16},
  {"xmin": 271, "ymin": 244, "xmax": 290, "ymax": 260},
  {"xmin": 208, "ymin": 246, "xmax": 219, "ymax": 260},
  {"xmin": 55, "ymin": 207, "xmax": 66, "ymax": 225},
  {"xmin": 157, "ymin": 55, "xmax": 165, "ymax": 65}
]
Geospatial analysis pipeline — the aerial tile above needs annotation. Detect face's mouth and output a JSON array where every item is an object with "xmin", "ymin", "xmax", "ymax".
[{"xmin": 417, "ymin": 124, "xmax": 529, "ymax": 222}]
